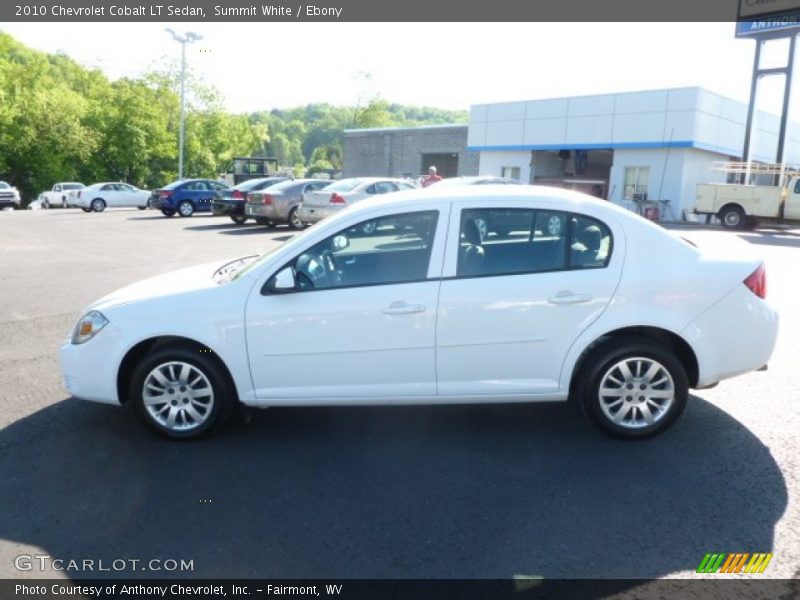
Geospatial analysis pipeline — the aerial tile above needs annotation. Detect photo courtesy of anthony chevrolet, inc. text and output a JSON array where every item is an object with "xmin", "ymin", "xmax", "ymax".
[{"xmin": 0, "ymin": 0, "xmax": 799, "ymax": 599}]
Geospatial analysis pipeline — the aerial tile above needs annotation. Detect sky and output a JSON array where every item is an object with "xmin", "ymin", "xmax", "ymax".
[{"xmin": 0, "ymin": 22, "xmax": 796, "ymax": 116}]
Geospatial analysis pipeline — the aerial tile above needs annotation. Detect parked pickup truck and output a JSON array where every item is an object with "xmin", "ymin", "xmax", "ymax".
[
  {"xmin": 40, "ymin": 182, "xmax": 85, "ymax": 208},
  {"xmin": 695, "ymin": 176, "xmax": 800, "ymax": 229}
]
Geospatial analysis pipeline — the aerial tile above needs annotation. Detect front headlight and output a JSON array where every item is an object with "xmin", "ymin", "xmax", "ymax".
[{"xmin": 71, "ymin": 310, "xmax": 109, "ymax": 344}]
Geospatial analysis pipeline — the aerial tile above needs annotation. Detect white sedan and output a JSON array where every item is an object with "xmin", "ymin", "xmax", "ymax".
[
  {"xmin": 74, "ymin": 182, "xmax": 151, "ymax": 212},
  {"xmin": 60, "ymin": 186, "xmax": 778, "ymax": 439},
  {"xmin": 297, "ymin": 177, "xmax": 416, "ymax": 227}
]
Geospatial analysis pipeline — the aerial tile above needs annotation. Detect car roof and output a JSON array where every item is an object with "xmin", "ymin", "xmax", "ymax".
[{"xmin": 350, "ymin": 184, "xmax": 640, "ymax": 222}]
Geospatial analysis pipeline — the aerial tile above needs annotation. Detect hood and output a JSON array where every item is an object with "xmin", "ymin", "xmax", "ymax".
[{"xmin": 88, "ymin": 257, "xmax": 254, "ymax": 312}]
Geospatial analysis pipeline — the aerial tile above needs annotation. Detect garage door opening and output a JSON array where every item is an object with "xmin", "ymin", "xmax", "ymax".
[{"xmin": 421, "ymin": 153, "xmax": 459, "ymax": 178}]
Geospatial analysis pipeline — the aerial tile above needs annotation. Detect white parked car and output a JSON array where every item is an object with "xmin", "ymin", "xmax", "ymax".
[
  {"xmin": 74, "ymin": 182, "xmax": 151, "ymax": 212},
  {"xmin": 60, "ymin": 186, "xmax": 778, "ymax": 440},
  {"xmin": 297, "ymin": 177, "xmax": 416, "ymax": 227},
  {"xmin": 0, "ymin": 181, "xmax": 21, "ymax": 209}
]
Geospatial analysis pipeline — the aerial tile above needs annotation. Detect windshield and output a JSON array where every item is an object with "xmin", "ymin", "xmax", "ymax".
[
  {"xmin": 322, "ymin": 179, "xmax": 362, "ymax": 193},
  {"xmin": 0, "ymin": 182, "xmax": 10, "ymax": 189}
]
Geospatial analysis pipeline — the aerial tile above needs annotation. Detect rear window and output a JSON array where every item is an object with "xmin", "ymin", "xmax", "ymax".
[
  {"xmin": 268, "ymin": 180, "xmax": 305, "ymax": 192},
  {"xmin": 162, "ymin": 180, "xmax": 186, "ymax": 190},
  {"xmin": 322, "ymin": 179, "xmax": 363, "ymax": 193},
  {"xmin": 234, "ymin": 178, "xmax": 283, "ymax": 192}
]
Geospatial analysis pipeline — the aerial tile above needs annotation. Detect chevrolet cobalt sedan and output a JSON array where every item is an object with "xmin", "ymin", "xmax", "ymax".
[{"xmin": 60, "ymin": 186, "xmax": 778, "ymax": 439}]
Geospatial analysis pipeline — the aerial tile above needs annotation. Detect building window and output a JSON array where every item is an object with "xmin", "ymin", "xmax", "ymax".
[
  {"xmin": 501, "ymin": 166, "xmax": 521, "ymax": 181},
  {"xmin": 623, "ymin": 167, "xmax": 649, "ymax": 200}
]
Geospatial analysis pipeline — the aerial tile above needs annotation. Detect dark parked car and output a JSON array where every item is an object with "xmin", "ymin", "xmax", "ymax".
[
  {"xmin": 151, "ymin": 179, "xmax": 230, "ymax": 217},
  {"xmin": 211, "ymin": 177, "xmax": 288, "ymax": 225},
  {"xmin": 245, "ymin": 178, "xmax": 330, "ymax": 229}
]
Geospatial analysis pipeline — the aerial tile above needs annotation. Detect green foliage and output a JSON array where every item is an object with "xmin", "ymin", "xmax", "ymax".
[{"xmin": 0, "ymin": 32, "xmax": 467, "ymax": 203}]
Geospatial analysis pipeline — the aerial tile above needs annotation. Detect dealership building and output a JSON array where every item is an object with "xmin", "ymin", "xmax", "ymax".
[{"xmin": 343, "ymin": 87, "xmax": 800, "ymax": 220}]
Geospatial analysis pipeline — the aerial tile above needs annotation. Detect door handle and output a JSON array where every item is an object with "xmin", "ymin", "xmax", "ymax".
[
  {"xmin": 548, "ymin": 291, "xmax": 592, "ymax": 305},
  {"xmin": 382, "ymin": 301, "xmax": 426, "ymax": 315}
]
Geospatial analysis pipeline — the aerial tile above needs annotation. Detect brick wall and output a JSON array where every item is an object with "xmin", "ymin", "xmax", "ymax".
[{"xmin": 343, "ymin": 125, "xmax": 479, "ymax": 178}]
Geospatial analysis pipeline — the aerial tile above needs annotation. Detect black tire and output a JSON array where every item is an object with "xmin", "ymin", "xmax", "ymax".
[
  {"xmin": 91, "ymin": 198, "xmax": 106, "ymax": 212},
  {"xmin": 137, "ymin": 206, "xmax": 146, "ymax": 210},
  {"xmin": 288, "ymin": 206, "xmax": 304, "ymax": 230},
  {"xmin": 161, "ymin": 208, "xmax": 176, "ymax": 217},
  {"xmin": 255, "ymin": 217, "xmax": 274, "ymax": 228},
  {"xmin": 178, "ymin": 200, "xmax": 194, "ymax": 217},
  {"xmin": 81, "ymin": 207, "xmax": 92, "ymax": 213},
  {"xmin": 575, "ymin": 336, "xmax": 689, "ymax": 439},
  {"xmin": 129, "ymin": 344, "xmax": 235, "ymax": 440},
  {"xmin": 719, "ymin": 205, "xmax": 745, "ymax": 230},
  {"xmin": 231, "ymin": 214, "xmax": 247, "ymax": 225}
]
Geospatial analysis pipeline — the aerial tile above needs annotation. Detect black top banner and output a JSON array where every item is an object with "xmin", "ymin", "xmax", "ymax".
[{"xmin": 0, "ymin": 0, "xmax": 752, "ymax": 23}]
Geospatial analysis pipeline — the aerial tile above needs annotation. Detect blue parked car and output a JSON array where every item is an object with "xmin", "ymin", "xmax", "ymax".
[{"xmin": 151, "ymin": 179, "xmax": 231, "ymax": 217}]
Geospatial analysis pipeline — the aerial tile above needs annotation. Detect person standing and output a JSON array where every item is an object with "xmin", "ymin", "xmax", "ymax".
[{"xmin": 421, "ymin": 165, "xmax": 443, "ymax": 187}]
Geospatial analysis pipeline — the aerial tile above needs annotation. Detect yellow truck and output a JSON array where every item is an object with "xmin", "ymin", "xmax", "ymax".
[{"xmin": 695, "ymin": 165, "xmax": 800, "ymax": 229}]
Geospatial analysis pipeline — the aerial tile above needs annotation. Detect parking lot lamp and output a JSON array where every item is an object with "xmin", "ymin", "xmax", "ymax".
[{"xmin": 165, "ymin": 29, "xmax": 203, "ymax": 180}]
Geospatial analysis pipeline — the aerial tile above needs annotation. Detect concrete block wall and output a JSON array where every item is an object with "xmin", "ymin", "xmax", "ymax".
[{"xmin": 343, "ymin": 125, "xmax": 479, "ymax": 178}]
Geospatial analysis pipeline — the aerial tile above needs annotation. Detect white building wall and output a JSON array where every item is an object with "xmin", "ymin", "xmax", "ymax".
[
  {"xmin": 608, "ymin": 148, "xmax": 727, "ymax": 219},
  {"xmin": 478, "ymin": 151, "xmax": 531, "ymax": 183}
]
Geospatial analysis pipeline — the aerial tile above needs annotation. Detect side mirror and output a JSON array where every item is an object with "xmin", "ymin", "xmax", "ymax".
[
  {"xmin": 268, "ymin": 267, "xmax": 296, "ymax": 293},
  {"xmin": 332, "ymin": 234, "xmax": 349, "ymax": 251}
]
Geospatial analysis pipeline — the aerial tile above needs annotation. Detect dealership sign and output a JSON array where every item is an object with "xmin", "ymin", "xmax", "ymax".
[{"xmin": 737, "ymin": 0, "xmax": 800, "ymax": 36}]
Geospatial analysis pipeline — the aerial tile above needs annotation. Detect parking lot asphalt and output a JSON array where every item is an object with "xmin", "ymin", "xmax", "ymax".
[{"xmin": 0, "ymin": 208, "xmax": 798, "ymax": 585}]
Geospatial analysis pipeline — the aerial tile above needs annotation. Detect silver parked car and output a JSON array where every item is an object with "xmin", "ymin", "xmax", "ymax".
[{"xmin": 245, "ymin": 179, "xmax": 330, "ymax": 229}]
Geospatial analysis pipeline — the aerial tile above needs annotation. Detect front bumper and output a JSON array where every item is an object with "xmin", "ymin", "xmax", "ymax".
[
  {"xmin": 60, "ymin": 327, "xmax": 124, "ymax": 406},
  {"xmin": 297, "ymin": 204, "xmax": 339, "ymax": 224}
]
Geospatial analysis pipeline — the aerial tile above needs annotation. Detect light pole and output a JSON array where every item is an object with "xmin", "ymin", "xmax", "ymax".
[{"xmin": 165, "ymin": 28, "xmax": 202, "ymax": 180}]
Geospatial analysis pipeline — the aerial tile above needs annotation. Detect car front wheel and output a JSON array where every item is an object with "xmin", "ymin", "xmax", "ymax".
[
  {"xmin": 161, "ymin": 208, "xmax": 176, "ymax": 217},
  {"xmin": 178, "ymin": 200, "xmax": 194, "ymax": 217},
  {"xmin": 130, "ymin": 344, "xmax": 234, "ymax": 439},
  {"xmin": 577, "ymin": 336, "xmax": 688, "ymax": 439},
  {"xmin": 91, "ymin": 198, "xmax": 106, "ymax": 212}
]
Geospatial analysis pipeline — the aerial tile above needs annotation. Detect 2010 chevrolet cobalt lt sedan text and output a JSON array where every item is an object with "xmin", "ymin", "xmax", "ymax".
[{"xmin": 60, "ymin": 186, "xmax": 778, "ymax": 439}]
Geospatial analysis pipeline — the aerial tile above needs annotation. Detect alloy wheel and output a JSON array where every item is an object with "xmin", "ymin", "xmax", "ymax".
[
  {"xmin": 597, "ymin": 356, "xmax": 675, "ymax": 429},
  {"xmin": 142, "ymin": 361, "xmax": 215, "ymax": 432}
]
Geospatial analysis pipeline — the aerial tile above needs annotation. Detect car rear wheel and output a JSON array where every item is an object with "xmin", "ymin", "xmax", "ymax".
[
  {"xmin": 719, "ymin": 205, "xmax": 745, "ymax": 230},
  {"xmin": 178, "ymin": 201, "xmax": 194, "ymax": 217},
  {"xmin": 91, "ymin": 198, "xmax": 106, "ymax": 212},
  {"xmin": 288, "ymin": 206, "xmax": 303, "ymax": 230},
  {"xmin": 231, "ymin": 215, "xmax": 247, "ymax": 225},
  {"xmin": 161, "ymin": 208, "xmax": 176, "ymax": 217},
  {"xmin": 577, "ymin": 336, "xmax": 688, "ymax": 439},
  {"xmin": 130, "ymin": 344, "xmax": 234, "ymax": 440}
]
